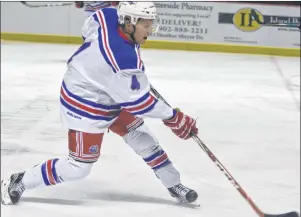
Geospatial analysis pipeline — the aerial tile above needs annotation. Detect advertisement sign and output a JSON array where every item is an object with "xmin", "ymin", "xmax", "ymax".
[
  {"xmin": 151, "ymin": 2, "xmax": 213, "ymax": 41},
  {"xmin": 149, "ymin": 2, "xmax": 300, "ymax": 48}
]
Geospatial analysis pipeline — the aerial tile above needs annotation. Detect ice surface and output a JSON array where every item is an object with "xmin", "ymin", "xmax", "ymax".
[{"xmin": 1, "ymin": 41, "xmax": 300, "ymax": 217}]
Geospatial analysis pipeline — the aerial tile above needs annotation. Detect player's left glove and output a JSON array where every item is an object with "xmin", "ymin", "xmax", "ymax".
[{"xmin": 163, "ymin": 109, "xmax": 198, "ymax": 140}]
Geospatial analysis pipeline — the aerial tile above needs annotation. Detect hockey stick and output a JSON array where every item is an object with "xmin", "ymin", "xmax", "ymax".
[
  {"xmin": 150, "ymin": 85, "xmax": 299, "ymax": 217},
  {"xmin": 20, "ymin": 1, "xmax": 73, "ymax": 8},
  {"xmin": 250, "ymin": 9, "xmax": 300, "ymax": 29}
]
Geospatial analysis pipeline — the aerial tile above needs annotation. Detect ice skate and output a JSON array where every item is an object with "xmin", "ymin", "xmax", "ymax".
[
  {"xmin": 168, "ymin": 183, "xmax": 198, "ymax": 206},
  {"xmin": 1, "ymin": 172, "xmax": 26, "ymax": 205}
]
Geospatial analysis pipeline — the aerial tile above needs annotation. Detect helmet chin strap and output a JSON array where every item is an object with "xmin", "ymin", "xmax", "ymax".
[
  {"xmin": 129, "ymin": 25, "xmax": 137, "ymax": 44},
  {"xmin": 121, "ymin": 24, "xmax": 137, "ymax": 44}
]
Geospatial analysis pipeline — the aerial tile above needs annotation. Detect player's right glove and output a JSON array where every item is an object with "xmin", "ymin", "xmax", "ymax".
[
  {"xmin": 74, "ymin": 1, "xmax": 84, "ymax": 8},
  {"xmin": 163, "ymin": 109, "xmax": 198, "ymax": 140}
]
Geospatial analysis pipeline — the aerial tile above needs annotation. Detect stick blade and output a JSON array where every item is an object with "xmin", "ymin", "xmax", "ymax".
[{"xmin": 265, "ymin": 211, "xmax": 300, "ymax": 217}]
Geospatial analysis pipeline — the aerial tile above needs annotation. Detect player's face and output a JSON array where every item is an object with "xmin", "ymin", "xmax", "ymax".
[{"xmin": 134, "ymin": 19, "xmax": 158, "ymax": 44}]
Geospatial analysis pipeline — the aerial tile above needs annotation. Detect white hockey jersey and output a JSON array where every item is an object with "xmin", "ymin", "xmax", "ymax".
[
  {"xmin": 61, "ymin": 8, "xmax": 173, "ymax": 132},
  {"xmin": 83, "ymin": 1, "xmax": 115, "ymax": 17}
]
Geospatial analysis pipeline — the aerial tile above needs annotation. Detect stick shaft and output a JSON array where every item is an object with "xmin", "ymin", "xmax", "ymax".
[
  {"xmin": 20, "ymin": 1, "xmax": 73, "ymax": 8},
  {"xmin": 150, "ymin": 85, "xmax": 264, "ymax": 217}
]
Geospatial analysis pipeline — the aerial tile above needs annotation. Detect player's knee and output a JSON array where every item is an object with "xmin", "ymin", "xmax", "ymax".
[
  {"xmin": 109, "ymin": 109, "xmax": 144, "ymax": 136},
  {"xmin": 123, "ymin": 124, "xmax": 159, "ymax": 156},
  {"xmin": 62, "ymin": 157, "xmax": 93, "ymax": 180},
  {"xmin": 68, "ymin": 129, "xmax": 103, "ymax": 163},
  {"xmin": 120, "ymin": 123, "xmax": 170, "ymax": 171},
  {"xmin": 108, "ymin": 110, "xmax": 171, "ymax": 171}
]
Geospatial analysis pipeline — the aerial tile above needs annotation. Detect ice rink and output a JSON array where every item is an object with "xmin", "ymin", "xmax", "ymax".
[{"xmin": 1, "ymin": 41, "xmax": 300, "ymax": 217}]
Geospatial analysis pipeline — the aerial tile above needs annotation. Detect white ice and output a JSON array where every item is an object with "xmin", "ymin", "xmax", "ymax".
[{"xmin": 1, "ymin": 41, "xmax": 300, "ymax": 217}]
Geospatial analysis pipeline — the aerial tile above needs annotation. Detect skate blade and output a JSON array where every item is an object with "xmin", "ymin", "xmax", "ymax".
[
  {"xmin": 1, "ymin": 180, "xmax": 13, "ymax": 205},
  {"xmin": 177, "ymin": 199, "xmax": 200, "ymax": 208},
  {"xmin": 180, "ymin": 202, "xmax": 200, "ymax": 208}
]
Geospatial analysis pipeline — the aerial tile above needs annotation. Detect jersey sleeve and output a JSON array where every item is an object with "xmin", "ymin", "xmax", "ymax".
[
  {"xmin": 92, "ymin": 8, "xmax": 145, "ymax": 73},
  {"xmin": 81, "ymin": 14, "xmax": 100, "ymax": 41},
  {"xmin": 141, "ymin": 99, "xmax": 175, "ymax": 120}
]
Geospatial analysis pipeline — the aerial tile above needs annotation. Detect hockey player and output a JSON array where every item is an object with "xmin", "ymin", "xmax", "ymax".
[
  {"xmin": 75, "ymin": 1, "xmax": 119, "ymax": 18},
  {"xmin": 1, "ymin": 2, "xmax": 199, "ymax": 206}
]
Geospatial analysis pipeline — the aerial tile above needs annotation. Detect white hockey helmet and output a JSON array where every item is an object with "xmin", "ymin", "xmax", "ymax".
[{"xmin": 117, "ymin": 1, "xmax": 160, "ymax": 33}]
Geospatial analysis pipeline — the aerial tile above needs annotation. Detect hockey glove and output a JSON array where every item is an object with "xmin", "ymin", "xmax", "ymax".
[{"xmin": 163, "ymin": 109, "xmax": 198, "ymax": 140}]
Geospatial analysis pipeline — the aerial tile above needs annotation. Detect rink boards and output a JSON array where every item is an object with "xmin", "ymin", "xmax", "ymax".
[{"xmin": 1, "ymin": 2, "xmax": 300, "ymax": 57}]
